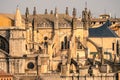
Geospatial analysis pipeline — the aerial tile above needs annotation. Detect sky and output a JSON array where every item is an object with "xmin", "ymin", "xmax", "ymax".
[{"xmin": 0, "ymin": 0, "xmax": 120, "ymax": 18}]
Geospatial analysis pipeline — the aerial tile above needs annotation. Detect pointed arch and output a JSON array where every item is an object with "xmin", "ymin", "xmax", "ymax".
[{"xmin": 0, "ymin": 36, "xmax": 9, "ymax": 53}]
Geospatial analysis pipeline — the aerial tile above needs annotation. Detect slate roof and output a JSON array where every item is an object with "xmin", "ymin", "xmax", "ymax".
[{"xmin": 89, "ymin": 20, "xmax": 118, "ymax": 37}]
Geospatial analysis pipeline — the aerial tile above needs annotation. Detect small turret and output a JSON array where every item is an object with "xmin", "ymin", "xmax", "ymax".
[
  {"xmin": 33, "ymin": 7, "xmax": 36, "ymax": 16},
  {"xmin": 54, "ymin": 7, "xmax": 59, "ymax": 29},
  {"xmin": 72, "ymin": 8, "xmax": 77, "ymax": 30},
  {"xmin": 82, "ymin": 2, "xmax": 91, "ymax": 30},
  {"xmin": 32, "ymin": 7, "xmax": 37, "ymax": 29},
  {"xmin": 66, "ymin": 7, "xmax": 69, "ymax": 15},
  {"xmin": 50, "ymin": 10, "xmax": 53, "ymax": 14},
  {"xmin": 25, "ymin": 7, "xmax": 29, "ymax": 27},
  {"xmin": 72, "ymin": 8, "xmax": 76, "ymax": 18},
  {"xmin": 45, "ymin": 9, "xmax": 48, "ymax": 14},
  {"xmin": 15, "ymin": 6, "xmax": 22, "ymax": 27},
  {"xmin": 54, "ymin": 7, "xmax": 58, "ymax": 18},
  {"xmin": 25, "ymin": 7, "xmax": 29, "ymax": 18}
]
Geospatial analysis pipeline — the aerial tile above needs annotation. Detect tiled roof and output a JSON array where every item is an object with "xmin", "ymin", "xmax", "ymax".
[
  {"xmin": 89, "ymin": 20, "xmax": 118, "ymax": 37},
  {"xmin": 0, "ymin": 13, "xmax": 15, "ymax": 20}
]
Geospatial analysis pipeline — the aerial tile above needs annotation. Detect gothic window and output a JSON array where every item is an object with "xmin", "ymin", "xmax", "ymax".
[
  {"xmin": 0, "ymin": 39, "xmax": 5, "ymax": 50},
  {"xmin": 112, "ymin": 43, "xmax": 115, "ymax": 51},
  {"xmin": 61, "ymin": 36, "xmax": 70, "ymax": 50},
  {"xmin": 99, "ymin": 22, "xmax": 103, "ymax": 24},
  {"xmin": 77, "ymin": 42, "xmax": 82, "ymax": 49},
  {"xmin": 64, "ymin": 36, "xmax": 68, "ymax": 49},
  {"xmin": 25, "ymin": 44, "xmax": 27, "ymax": 50},
  {"xmin": 68, "ymin": 41, "xmax": 70, "ymax": 49},
  {"xmin": 61, "ymin": 41, "xmax": 64, "ymax": 49}
]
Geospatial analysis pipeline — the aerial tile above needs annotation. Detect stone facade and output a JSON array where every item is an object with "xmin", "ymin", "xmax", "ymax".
[{"xmin": 0, "ymin": 6, "xmax": 120, "ymax": 80}]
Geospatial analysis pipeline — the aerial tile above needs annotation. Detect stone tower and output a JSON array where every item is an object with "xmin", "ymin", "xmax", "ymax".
[
  {"xmin": 10, "ymin": 6, "xmax": 26, "ymax": 57},
  {"xmin": 9, "ymin": 7, "xmax": 26, "ymax": 74}
]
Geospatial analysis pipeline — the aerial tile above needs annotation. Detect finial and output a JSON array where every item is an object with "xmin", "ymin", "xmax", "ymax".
[
  {"xmin": 25, "ymin": 7, "xmax": 29, "ymax": 18},
  {"xmin": 55, "ymin": 7, "xmax": 58, "ymax": 18},
  {"xmin": 66, "ymin": 7, "xmax": 69, "ymax": 15},
  {"xmin": 33, "ymin": 7, "xmax": 36, "ymax": 15},
  {"xmin": 55, "ymin": 7, "xmax": 57, "ymax": 14},
  {"xmin": 45, "ymin": 9, "xmax": 48, "ymax": 14},
  {"xmin": 50, "ymin": 10, "xmax": 53, "ymax": 14},
  {"xmin": 72, "ymin": 8, "xmax": 76, "ymax": 18}
]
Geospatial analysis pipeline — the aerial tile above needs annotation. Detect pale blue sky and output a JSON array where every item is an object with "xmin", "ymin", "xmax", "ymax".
[{"xmin": 0, "ymin": 0, "xmax": 120, "ymax": 17}]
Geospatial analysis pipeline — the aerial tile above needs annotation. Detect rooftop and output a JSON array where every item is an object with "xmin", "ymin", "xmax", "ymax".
[{"xmin": 89, "ymin": 20, "xmax": 118, "ymax": 37}]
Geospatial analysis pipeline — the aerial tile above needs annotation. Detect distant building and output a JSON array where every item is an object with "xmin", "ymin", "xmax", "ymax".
[{"xmin": 0, "ymin": 6, "xmax": 120, "ymax": 80}]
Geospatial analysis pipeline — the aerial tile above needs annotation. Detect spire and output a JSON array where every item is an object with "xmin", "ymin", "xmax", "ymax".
[
  {"xmin": 50, "ymin": 10, "xmax": 53, "ymax": 14},
  {"xmin": 33, "ymin": 7, "xmax": 36, "ymax": 16},
  {"xmin": 45, "ymin": 9, "xmax": 48, "ymax": 14},
  {"xmin": 25, "ymin": 7, "xmax": 29, "ymax": 18},
  {"xmin": 54, "ymin": 7, "xmax": 58, "ymax": 18},
  {"xmin": 15, "ymin": 5, "xmax": 22, "ymax": 27},
  {"xmin": 66, "ymin": 7, "xmax": 69, "ymax": 15},
  {"xmin": 72, "ymin": 8, "xmax": 76, "ymax": 18}
]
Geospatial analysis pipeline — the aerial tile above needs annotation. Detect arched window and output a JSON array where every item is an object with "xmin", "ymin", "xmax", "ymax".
[
  {"xmin": 0, "ymin": 36, "xmax": 9, "ymax": 53},
  {"xmin": 0, "ymin": 39, "xmax": 5, "ymax": 50},
  {"xmin": 77, "ymin": 42, "xmax": 82, "ymax": 49},
  {"xmin": 61, "ymin": 41, "xmax": 64, "ymax": 49},
  {"xmin": 61, "ymin": 36, "xmax": 70, "ymax": 50}
]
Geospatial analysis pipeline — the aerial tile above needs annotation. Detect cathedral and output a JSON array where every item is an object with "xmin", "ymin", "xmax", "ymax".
[{"xmin": 0, "ymin": 6, "xmax": 120, "ymax": 80}]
